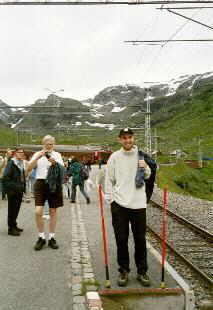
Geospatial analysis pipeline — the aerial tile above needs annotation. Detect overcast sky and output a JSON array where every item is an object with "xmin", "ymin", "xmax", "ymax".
[{"xmin": 1, "ymin": 2, "xmax": 213, "ymax": 106}]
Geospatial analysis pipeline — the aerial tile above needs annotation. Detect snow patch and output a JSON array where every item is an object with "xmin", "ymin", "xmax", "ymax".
[
  {"xmin": 93, "ymin": 103, "xmax": 102, "ymax": 108},
  {"xmin": 187, "ymin": 76, "xmax": 201, "ymax": 90},
  {"xmin": 106, "ymin": 101, "xmax": 116, "ymax": 106},
  {"xmin": 91, "ymin": 113, "xmax": 104, "ymax": 118},
  {"xmin": 111, "ymin": 107, "xmax": 126, "ymax": 113},
  {"xmin": 120, "ymin": 90, "xmax": 131, "ymax": 94},
  {"xmin": 11, "ymin": 118, "xmax": 23, "ymax": 129},
  {"xmin": 201, "ymin": 72, "xmax": 213, "ymax": 79},
  {"xmin": 82, "ymin": 101, "xmax": 92, "ymax": 107},
  {"xmin": 131, "ymin": 111, "xmax": 140, "ymax": 117},
  {"xmin": 85, "ymin": 121, "xmax": 115, "ymax": 130}
]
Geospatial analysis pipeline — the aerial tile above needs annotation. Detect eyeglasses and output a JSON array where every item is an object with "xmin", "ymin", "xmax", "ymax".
[{"xmin": 16, "ymin": 152, "xmax": 24, "ymax": 154}]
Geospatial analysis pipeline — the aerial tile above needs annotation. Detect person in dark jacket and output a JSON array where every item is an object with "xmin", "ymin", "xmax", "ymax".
[
  {"xmin": 3, "ymin": 148, "xmax": 26, "ymax": 236},
  {"xmin": 68, "ymin": 158, "xmax": 90, "ymax": 204}
]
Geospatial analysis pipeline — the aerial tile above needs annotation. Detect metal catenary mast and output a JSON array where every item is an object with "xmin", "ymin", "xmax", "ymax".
[{"xmin": 144, "ymin": 88, "xmax": 152, "ymax": 156}]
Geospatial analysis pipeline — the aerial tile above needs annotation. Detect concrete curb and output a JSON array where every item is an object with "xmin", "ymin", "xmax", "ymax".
[{"xmin": 147, "ymin": 241, "xmax": 195, "ymax": 310}]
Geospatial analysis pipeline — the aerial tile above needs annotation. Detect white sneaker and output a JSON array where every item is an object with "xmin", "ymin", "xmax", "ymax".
[{"xmin": 43, "ymin": 214, "xmax": 50, "ymax": 220}]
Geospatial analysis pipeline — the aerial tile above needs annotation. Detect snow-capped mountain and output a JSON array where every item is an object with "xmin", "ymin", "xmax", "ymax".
[{"xmin": 1, "ymin": 71, "xmax": 213, "ymax": 131}]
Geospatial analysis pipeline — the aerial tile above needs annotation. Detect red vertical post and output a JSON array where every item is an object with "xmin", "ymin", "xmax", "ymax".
[
  {"xmin": 161, "ymin": 187, "xmax": 168, "ymax": 288},
  {"xmin": 98, "ymin": 184, "xmax": 111, "ymax": 288}
]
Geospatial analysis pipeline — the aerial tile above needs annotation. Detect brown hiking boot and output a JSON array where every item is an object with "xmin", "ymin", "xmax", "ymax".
[
  {"xmin": 117, "ymin": 271, "xmax": 128, "ymax": 287},
  {"xmin": 137, "ymin": 273, "xmax": 151, "ymax": 287}
]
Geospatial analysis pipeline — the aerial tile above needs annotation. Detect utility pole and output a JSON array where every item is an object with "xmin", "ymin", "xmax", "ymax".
[
  {"xmin": 153, "ymin": 128, "xmax": 159, "ymax": 161},
  {"xmin": 144, "ymin": 88, "xmax": 152, "ymax": 156},
  {"xmin": 198, "ymin": 137, "xmax": 203, "ymax": 168},
  {"xmin": 16, "ymin": 129, "xmax": 19, "ymax": 145}
]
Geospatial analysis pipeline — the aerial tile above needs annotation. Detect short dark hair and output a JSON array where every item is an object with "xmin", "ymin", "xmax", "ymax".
[
  {"xmin": 119, "ymin": 128, "xmax": 134, "ymax": 137},
  {"xmin": 14, "ymin": 147, "xmax": 24, "ymax": 153}
]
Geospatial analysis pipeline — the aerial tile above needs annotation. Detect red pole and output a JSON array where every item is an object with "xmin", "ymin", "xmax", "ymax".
[
  {"xmin": 98, "ymin": 184, "xmax": 111, "ymax": 288},
  {"xmin": 161, "ymin": 187, "xmax": 168, "ymax": 288}
]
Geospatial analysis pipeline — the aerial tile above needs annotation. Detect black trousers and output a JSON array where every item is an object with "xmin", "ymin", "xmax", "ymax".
[
  {"xmin": 111, "ymin": 201, "xmax": 147, "ymax": 275},
  {"xmin": 71, "ymin": 182, "xmax": 89, "ymax": 202},
  {"xmin": 7, "ymin": 191, "xmax": 23, "ymax": 229}
]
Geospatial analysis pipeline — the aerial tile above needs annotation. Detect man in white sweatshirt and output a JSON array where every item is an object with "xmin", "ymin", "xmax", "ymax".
[{"xmin": 105, "ymin": 128, "xmax": 151, "ymax": 287}]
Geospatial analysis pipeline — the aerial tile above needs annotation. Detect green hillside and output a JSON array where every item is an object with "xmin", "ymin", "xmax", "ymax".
[
  {"xmin": 0, "ymin": 124, "xmax": 17, "ymax": 147},
  {"xmin": 0, "ymin": 83, "xmax": 212, "ymax": 201},
  {"xmin": 157, "ymin": 161, "xmax": 213, "ymax": 201},
  {"xmin": 154, "ymin": 84, "xmax": 213, "ymax": 158}
]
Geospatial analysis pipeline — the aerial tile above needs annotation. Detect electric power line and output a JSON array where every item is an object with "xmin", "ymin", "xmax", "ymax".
[
  {"xmin": 167, "ymin": 8, "xmax": 213, "ymax": 30},
  {"xmin": 125, "ymin": 39, "xmax": 213, "ymax": 43}
]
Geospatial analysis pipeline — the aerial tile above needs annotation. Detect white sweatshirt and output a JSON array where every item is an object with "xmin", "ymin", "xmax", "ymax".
[{"xmin": 105, "ymin": 146, "xmax": 151, "ymax": 209}]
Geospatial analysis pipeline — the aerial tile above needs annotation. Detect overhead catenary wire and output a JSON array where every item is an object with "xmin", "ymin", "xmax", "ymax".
[
  {"xmin": 139, "ymin": 2, "xmax": 212, "ymax": 82},
  {"xmin": 125, "ymin": 6, "xmax": 213, "ymax": 45},
  {"xmin": 159, "ymin": 4, "xmax": 200, "ymax": 48},
  {"xmin": 2, "ymin": 0, "xmax": 213, "ymax": 5},
  {"xmin": 166, "ymin": 8, "xmax": 213, "ymax": 30},
  {"xmin": 124, "ymin": 39, "xmax": 213, "ymax": 43},
  {"xmin": 157, "ymin": 6, "xmax": 213, "ymax": 8},
  {"xmin": 158, "ymin": 2, "xmax": 213, "ymax": 77}
]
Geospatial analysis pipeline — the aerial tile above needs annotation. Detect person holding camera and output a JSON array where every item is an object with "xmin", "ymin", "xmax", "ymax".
[{"xmin": 28, "ymin": 135, "xmax": 64, "ymax": 251}]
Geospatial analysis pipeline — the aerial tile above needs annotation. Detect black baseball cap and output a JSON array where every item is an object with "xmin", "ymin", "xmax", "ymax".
[{"xmin": 119, "ymin": 128, "xmax": 134, "ymax": 137}]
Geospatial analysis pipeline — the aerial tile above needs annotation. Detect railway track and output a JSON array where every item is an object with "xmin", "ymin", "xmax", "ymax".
[{"xmin": 147, "ymin": 200, "xmax": 213, "ymax": 288}]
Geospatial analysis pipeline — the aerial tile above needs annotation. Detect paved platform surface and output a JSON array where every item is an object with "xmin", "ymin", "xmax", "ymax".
[
  {"xmin": 81, "ymin": 166, "xmax": 180, "ymax": 290},
  {"xmin": 0, "ymin": 165, "xmax": 192, "ymax": 310},
  {"xmin": 79, "ymin": 167, "xmax": 191, "ymax": 310},
  {"xmin": 0, "ymin": 196, "xmax": 73, "ymax": 310}
]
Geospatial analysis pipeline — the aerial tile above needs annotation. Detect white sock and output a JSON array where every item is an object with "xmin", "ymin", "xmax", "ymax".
[
  {"xmin": 49, "ymin": 233, "xmax": 55, "ymax": 240},
  {"xmin": 39, "ymin": 232, "xmax": 45, "ymax": 239}
]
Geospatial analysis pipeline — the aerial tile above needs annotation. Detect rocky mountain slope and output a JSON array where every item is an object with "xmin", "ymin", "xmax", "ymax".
[{"xmin": 0, "ymin": 71, "xmax": 213, "ymax": 133}]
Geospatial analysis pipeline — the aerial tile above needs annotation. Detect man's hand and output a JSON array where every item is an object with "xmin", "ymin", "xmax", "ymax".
[
  {"xmin": 48, "ymin": 157, "xmax": 56, "ymax": 165},
  {"xmin": 104, "ymin": 194, "xmax": 112, "ymax": 206},
  {"xmin": 139, "ymin": 159, "xmax": 148, "ymax": 169},
  {"xmin": 36, "ymin": 150, "xmax": 46, "ymax": 160}
]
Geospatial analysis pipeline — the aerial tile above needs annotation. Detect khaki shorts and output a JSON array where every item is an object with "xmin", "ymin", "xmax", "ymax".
[{"xmin": 34, "ymin": 179, "xmax": 63, "ymax": 208}]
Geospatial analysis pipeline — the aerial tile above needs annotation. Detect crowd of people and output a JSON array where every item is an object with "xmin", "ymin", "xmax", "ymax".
[{"xmin": 0, "ymin": 128, "xmax": 156, "ymax": 288}]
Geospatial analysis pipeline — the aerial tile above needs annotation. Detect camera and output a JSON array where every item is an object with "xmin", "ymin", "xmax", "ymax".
[{"xmin": 45, "ymin": 152, "xmax": 51, "ymax": 159}]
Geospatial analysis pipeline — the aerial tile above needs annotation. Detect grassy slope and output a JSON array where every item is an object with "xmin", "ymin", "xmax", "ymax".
[
  {"xmin": 153, "ymin": 85, "xmax": 213, "ymax": 201},
  {"xmin": 155, "ymin": 85, "xmax": 213, "ymax": 157},
  {"xmin": 157, "ymin": 161, "xmax": 213, "ymax": 201},
  {"xmin": 0, "ymin": 125, "xmax": 17, "ymax": 147}
]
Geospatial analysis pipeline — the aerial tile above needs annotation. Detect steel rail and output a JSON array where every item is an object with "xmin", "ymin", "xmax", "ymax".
[
  {"xmin": 150, "ymin": 200, "xmax": 213, "ymax": 241},
  {"xmin": 147, "ymin": 226, "xmax": 213, "ymax": 287}
]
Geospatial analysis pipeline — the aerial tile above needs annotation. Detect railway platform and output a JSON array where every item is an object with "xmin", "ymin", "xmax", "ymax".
[
  {"xmin": 79, "ymin": 167, "xmax": 195, "ymax": 310},
  {"xmin": 0, "ymin": 166, "xmax": 195, "ymax": 310}
]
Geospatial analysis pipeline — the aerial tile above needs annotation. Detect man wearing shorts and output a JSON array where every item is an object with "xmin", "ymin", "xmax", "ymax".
[{"xmin": 28, "ymin": 135, "xmax": 64, "ymax": 251}]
